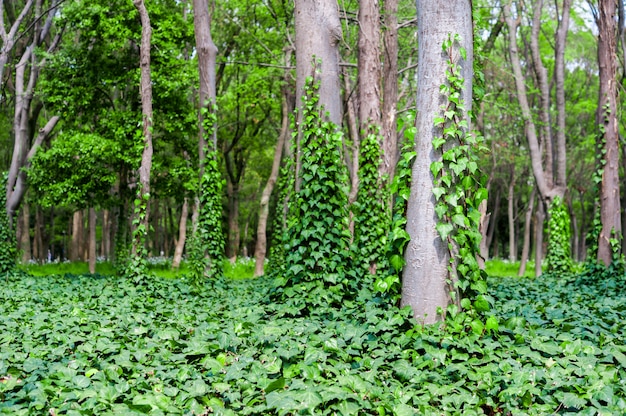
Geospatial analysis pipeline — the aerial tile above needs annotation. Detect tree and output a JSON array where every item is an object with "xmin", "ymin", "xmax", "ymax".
[
  {"xmin": 5, "ymin": 0, "xmax": 63, "ymax": 227},
  {"xmin": 294, "ymin": 0, "xmax": 342, "ymax": 186},
  {"xmin": 594, "ymin": 0, "xmax": 621, "ymax": 265},
  {"xmin": 402, "ymin": 0, "xmax": 474, "ymax": 323},
  {"xmin": 130, "ymin": 0, "xmax": 154, "ymax": 273}
]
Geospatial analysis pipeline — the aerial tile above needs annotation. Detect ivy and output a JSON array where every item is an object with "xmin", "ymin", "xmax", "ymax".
[
  {"xmin": 125, "ymin": 188, "xmax": 151, "ymax": 282},
  {"xmin": 373, "ymin": 130, "xmax": 416, "ymax": 302},
  {"xmin": 545, "ymin": 196, "xmax": 573, "ymax": 275},
  {"xmin": 431, "ymin": 34, "xmax": 489, "ymax": 313},
  {"xmin": 0, "ymin": 173, "xmax": 17, "ymax": 275},
  {"xmin": 352, "ymin": 131, "xmax": 390, "ymax": 282},
  {"xmin": 273, "ymin": 76, "xmax": 355, "ymax": 309},
  {"xmin": 187, "ymin": 151, "xmax": 226, "ymax": 285}
]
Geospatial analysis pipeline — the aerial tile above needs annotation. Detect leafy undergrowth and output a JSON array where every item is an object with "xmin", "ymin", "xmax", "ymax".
[{"xmin": 0, "ymin": 269, "xmax": 625, "ymax": 415}]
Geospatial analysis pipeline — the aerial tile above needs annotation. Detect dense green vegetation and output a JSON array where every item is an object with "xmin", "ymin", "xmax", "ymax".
[{"xmin": 1, "ymin": 265, "xmax": 625, "ymax": 415}]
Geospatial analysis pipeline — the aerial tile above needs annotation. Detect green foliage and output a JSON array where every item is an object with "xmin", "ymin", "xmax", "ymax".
[
  {"xmin": 546, "ymin": 197, "xmax": 573, "ymax": 275},
  {"xmin": 0, "ymin": 173, "xmax": 16, "ymax": 274},
  {"xmin": 431, "ymin": 34, "xmax": 489, "ymax": 311},
  {"xmin": 1, "ymin": 266, "xmax": 626, "ymax": 414},
  {"xmin": 267, "ymin": 163, "xmax": 293, "ymax": 277},
  {"xmin": 373, "ymin": 132, "xmax": 416, "ymax": 300},
  {"xmin": 273, "ymin": 77, "xmax": 355, "ymax": 309},
  {"xmin": 352, "ymin": 132, "xmax": 390, "ymax": 281},
  {"xmin": 187, "ymin": 153, "xmax": 226, "ymax": 285},
  {"xmin": 125, "ymin": 189, "xmax": 151, "ymax": 282}
]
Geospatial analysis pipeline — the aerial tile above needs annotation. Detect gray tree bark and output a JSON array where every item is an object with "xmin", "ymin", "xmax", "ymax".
[
  {"xmin": 193, "ymin": 0, "xmax": 218, "ymax": 162},
  {"xmin": 294, "ymin": 0, "xmax": 342, "ymax": 189},
  {"xmin": 381, "ymin": 0, "xmax": 399, "ymax": 180},
  {"xmin": 402, "ymin": 0, "xmax": 473, "ymax": 324},
  {"xmin": 596, "ymin": 0, "xmax": 621, "ymax": 265},
  {"xmin": 88, "ymin": 206, "xmax": 96, "ymax": 274},
  {"xmin": 172, "ymin": 198, "xmax": 189, "ymax": 270},
  {"xmin": 132, "ymin": 0, "xmax": 154, "ymax": 258}
]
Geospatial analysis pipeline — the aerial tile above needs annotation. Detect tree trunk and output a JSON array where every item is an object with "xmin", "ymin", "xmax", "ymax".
[
  {"xmin": 5, "ymin": 2, "xmax": 61, "ymax": 226},
  {"xmin": 534, "ymin": 200, "xmax": 546, "ymax": 276},
  {"xmin": 172, "ymin": 198, "xmax": 189, "ymax": 270},
  {"xmin": 193, "ymin": 0, "xmax": 218, "ymax": 161},
  {"xmin": 596, "ymin": 0, "xmax": 621, "ymax": 265},
  {"xmin": 294, "ymin": 0, "xmax": 342, "ymax": 189},
  {"xmin": 518, "ymin": 187, "xmax": 536, "ymax": 276},
  {"xmin": 253, "ymin": 49, "xmax": 293, "ymax": 277},
  {"xmin": 88, "ymin": 206, "xmax": 96, "ymax": 274},
  {"xmin": 102, "ymin": 209, "xmax": 110, "ymax": 260},
  {"xmin": 554, "ymin": 0, "xmax": 571, "ymax": 189},
  {"xmin": 132, "ymin": 0, "xmax": 154, "ymax": 259},
  {"xmin": 381, "ymin": 0, "xmax": 399, "ymax": 180},
  {"xmin": 358, "ymin": 0, "xmax": 381, "ymax": 135},
  {"xmin": 507, "ymin": 168, "xmax": 516, "ymax": 262},
  {"xmin": 71, "ymin": 210, "xmax": 83, "ymax": 261},
  {"xmin": 402, "ymin": 0, "xmax": 473, "ymax": 324},
  {"xmin": 226, "ymin": 180, "xmax": 240, "ymax": 261},
  {"xmin": 19, "ymin": 202, "xmax": 31, "ymax": 263},
  {"xmin": 486, "ymin": 186, "xmax": 501, "ymax": 253}
]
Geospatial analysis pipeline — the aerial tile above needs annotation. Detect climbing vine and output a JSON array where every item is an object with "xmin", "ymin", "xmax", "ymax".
[
  {"xmin": 352, "ymin": 131, "xmax": 390, "ymax": 280},
  {"xmin": 187, "ymin": 105, "xmax": 225, "ymax": 285},
  {"xmin": 0, "ymin": 173, "xmax": 17, "ymax": 274},
  {"xmin": 273, "ymin": 76, "xmax": 355, "ymax": 309},
  {"xmin": 431, "ymin": 34, "xmax": 489, "ymax": 314},
  {"xmin": 372, "ymin": 129, "xmax": 416, "ymax": 302},
  {"xmin": 546, "ymin": 196, "xmax": 572, "ymax": 275}
]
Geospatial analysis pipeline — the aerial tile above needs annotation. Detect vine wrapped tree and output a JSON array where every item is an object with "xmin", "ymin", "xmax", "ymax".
[{"xmin": 402, "ymin": 0, "xmax": 475, "ymax": 323}]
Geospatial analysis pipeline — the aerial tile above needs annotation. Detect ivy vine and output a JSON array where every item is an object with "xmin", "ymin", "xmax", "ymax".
[
  {"xmin": 431, "ymin": 34, "xmax": 489, "ymax": 314},
  {"xmin": 187, "ymin": 104, "xmax": 225, "ymax": 286},
  {"xmin": 545, "ymin": 196, "xmax": 572, "ymax": 275},
  {"xmin": 352, "ymin": 131, "xmax": 390, "ymax": 281},
  {"xmin": 0, "ymin": 172, "xmax": 17, "ymax": 275},
  {"xmin": 372, "ymin": 130, "xmax": 416, "ymax": 302},
  {"xmin": 273, "ymin": 75, "xmax": 355, "ymax": 310}
]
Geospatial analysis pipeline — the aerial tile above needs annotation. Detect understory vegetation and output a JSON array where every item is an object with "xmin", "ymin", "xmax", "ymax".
[{"xmin": 1, "ymin": 266, "xmax": 625, "ymax": 415}]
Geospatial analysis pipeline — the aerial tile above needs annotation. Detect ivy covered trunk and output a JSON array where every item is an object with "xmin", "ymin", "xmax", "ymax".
[
  {"xmin": 401, "ymin": 0, "xmax": 473, "ymax": 324},
  {"xmin": 596, "ymin": 0, "xmax": 621, "ymax": 266}
]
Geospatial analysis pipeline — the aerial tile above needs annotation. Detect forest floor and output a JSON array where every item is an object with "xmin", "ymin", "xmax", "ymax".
[{"xmin": 0, "ymin": 262, "xmax": 625, "ymax": 415}]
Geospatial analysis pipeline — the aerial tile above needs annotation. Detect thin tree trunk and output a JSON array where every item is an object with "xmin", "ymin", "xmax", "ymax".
[
  {"xmin": 193, "ymin": 0, "xmax": 218, "ymax": 162},
  {"xmin": 226, "ymin": 180, "xmax": 240, "ymax": 261},
  {"xmin": 88, "ymin": 206, "xmax": 96, "ymax": 274},
  {"xmin": 133, "ymin": 0, "xmax": 154, "ymax": 259},
  {"xmin": 19, "ymin": 202, "xmax": 31, "ymax": 263},
  {"xmin": 486, "ymin": 187, "xmax": 501, "ymax": 253},
  {"xmin": 71, "ymin": 210, "xmax": 83, "ymax": 261},
  {"xmin": 507, "ymin": 168, "xmax": 516, "ymax": 262},
  {"xmin": 554, "ymin": 0, "xmax": 571, "ymax": 188},
  {"xmin": 172, "ymin": 198, "xmax": 189, "ymax": 269},
  {"xmin": 518, "ymin": 187, "xmax": 536, "ymax": 276},
  {"xmin": 534, "ymin": 200, "xmax": 545, "ymax": 276},
  {"xmin": 102, "ymin": 209, "xmax": 110, "ymax": 260}
]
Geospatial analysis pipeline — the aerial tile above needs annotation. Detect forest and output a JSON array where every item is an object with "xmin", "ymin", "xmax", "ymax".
[{"xmin": 1, "ymin": 0, "xmax": 626, "ymax": 414}]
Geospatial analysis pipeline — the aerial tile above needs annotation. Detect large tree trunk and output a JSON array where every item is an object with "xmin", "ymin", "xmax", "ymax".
[
  {"xmin": 253, "ymin": 49, "xmax": 294, "ymax": 277},
  {"xmin": 381, "ymin": 0, "xmax": 399, "ymax": 180},
  {"xmin": 172, "ymin": 198, "xmax": 189, "ymax": 270},
  {"xmin": 132, "ymin": 0, "xmax": 154, "ymax": 259},
  {"xmin": 596, "ymin": 0, "xmax": 621, "ymax": 265},
  {"xmin": 294, "ymin": 0, "xmax": 342, "ymax": 189},
  {"xmin": 402, "ymin": 0, "xmax": 473, "ymax": 324},
  {"xmin": 358, "ymin": 0, "xmax": 381, "ymax": 135}
]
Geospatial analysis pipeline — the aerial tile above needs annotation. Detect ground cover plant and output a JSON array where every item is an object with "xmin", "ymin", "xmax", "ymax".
[{"xmin": 1, "ymin": 267, "xmax": 625, "ymax": 415}]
